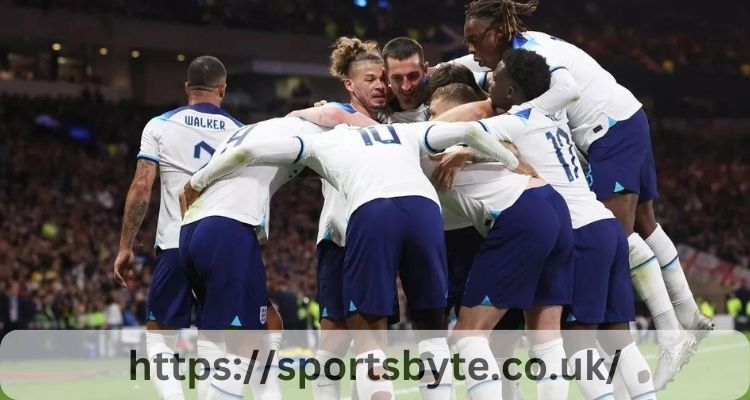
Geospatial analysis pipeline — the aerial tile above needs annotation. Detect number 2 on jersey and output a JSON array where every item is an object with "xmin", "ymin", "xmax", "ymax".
[
  {"xmin": 358, "ymin": 126, "xmax": 401, "ymax": 146},
  {"xmin": 545, "ymin": 128, "xmax": 579, "ymax": 182},
  {"xmin": 193, "ymin": 141, "xmax": 215, "ymax": 159}
]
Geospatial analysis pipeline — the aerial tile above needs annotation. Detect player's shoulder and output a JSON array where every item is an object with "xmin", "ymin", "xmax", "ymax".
[
  {"xmin": 156, "ymin": 103, "xmax": 243, "ymax": 129},
  {"xmin": 509, "ymin": 104, "xmax": 566, "ymax": 129}
]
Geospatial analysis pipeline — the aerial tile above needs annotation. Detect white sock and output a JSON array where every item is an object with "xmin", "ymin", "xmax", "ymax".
[
  {"xmin": 612, "ymin": 369, "xmax": 629, "ymax": 400},
  {"xmin": 313, "ymin": 349, "xmax": 343, "ymax": 400},
  {"xmin": 644, "ymin": 224, "xmax": 702, "ymax": 329},
  {"xmin": 496, "ymin": 357, "xmax": 518, "ymax": 400},
  {"xmin": 207, "ymin": 354, "xmax": 249, "ymax": 400},
  {"xmin": 569, "ymin": 348, "xmax": 612, "ymax": 400},
  {"xmin": 250, "ymin": 332, "xmax": 282, "ymax": 400},
  {"xmin": 529, "ymin": 338, "xmax": 568, "ymax": 400},
  {"xmin": 197, "ymin": 339, "xmax": 226, "ymax": 400},
  {"xmin": 418, "ymin": 338, "xmax": 453, "ymax": 400},
  {"xmin": 615, "ymin": 343, "xmax": 655, "ymax": 400},
  {"xmin": 354, "ymin": 349, "xmax": 394, "ymax": 400},
  {"xmin": 628, "ymin": 233, "xmax": 681, "ymax": 344},
  {"xmin": 455, "ymin": 337, "xmax": 501, "ymax": 400},
  {"xmin": 146, "ymin": 331, "xmax": 185, "ymax": 400}
]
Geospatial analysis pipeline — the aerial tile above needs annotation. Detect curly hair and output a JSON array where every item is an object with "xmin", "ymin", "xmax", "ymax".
[{"xmin": 329, "ymin": 37, "xmax": 383, "ymax": 80}]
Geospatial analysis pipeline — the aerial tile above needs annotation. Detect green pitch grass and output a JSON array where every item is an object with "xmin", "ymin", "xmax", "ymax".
[{"xmin": 1, "ymin": 333, "xmax": 748, "ymax": 400}]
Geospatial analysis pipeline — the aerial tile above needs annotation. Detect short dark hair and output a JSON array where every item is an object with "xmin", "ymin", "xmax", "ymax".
[
  {"xmin": 382, "ymin": 37, "xmax": 424, "ymax": 64},
  {"xmin": 187, "ymin": 55, "xmax": 227, "ymax": 90},
  {"xmin": 501, "ymin": 48, "xmax": 550, "ymax": 100},
  {"xmin": 427, "ymin": 63, "xmax": 487, "ymax": 101},
  {"xmin": 431, "ymin": 83, "xmax": 485, "ymax": 106}
]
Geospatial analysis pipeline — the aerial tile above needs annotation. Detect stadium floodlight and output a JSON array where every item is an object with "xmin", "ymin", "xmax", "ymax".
[{"xmin": 51, "ymin": 42, "xmax": 62, "ymax": 51}]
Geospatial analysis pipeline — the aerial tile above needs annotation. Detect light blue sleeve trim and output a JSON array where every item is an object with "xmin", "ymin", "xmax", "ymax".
[{"xmin": 136, "ymin": 151, "xmax": 160, "ymax": 163}]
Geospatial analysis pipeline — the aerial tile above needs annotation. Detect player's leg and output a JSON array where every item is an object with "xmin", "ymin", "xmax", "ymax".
[
  {"xmin": 314, "ymin": 240, "xmax": 351, "ymax": 400},
  {"xmin": 636, "ymin": 200, "xmax": 713, "ymax": 333},
  {"xmin": 599, "ymin": 226, "xmax": 655, "ymax": 399},
  {"xmin": 343, "ymin": 199, "xmax": 402, "ymax": 400},
  {"xmin": 587, "ymin": 113, "xmax": 684, "ymax": 350},
  {"xmin": 633, "ymin": 123, "xmax": 713, "ymax": 333},
  {"xmin": 562, "ymin": 220, "xmax": 622, "ymax": 400},
  {"xmin": 455, "ymin": 185, "xmax": 564, "ymax": 400},
  {"xmin": 397, "ymin": 196, "xmax": 452, "ymax": 400},
  {"xmin": 185, "ymin": 217, "xmax": 267, "ymax": 400},
  {"xmin": 526, "ymin": 187, "xmax": 575, "ymax": 400},
  {"xmin": 145, "ymin": 246, "xmax": 196, "ymax": 400},
  {"xmin": 248, "ymin": 302, "xmax": 283, "ymax": 400},
  {"xmin": 489, "ymin": 310, "xmax": 525, "ymax": 400}
]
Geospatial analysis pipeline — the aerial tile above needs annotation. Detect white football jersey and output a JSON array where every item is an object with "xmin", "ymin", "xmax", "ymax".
[
  {"xmin": 513, "ymin": 31, "xmax": 642, "ymax": 152},
  {"xmin": 480, "ymin": 106, "xmax": 614, "ymax": 228},
  {"xmin": 385, "ymin": 103, "xmax": 430, "ymax": 123},
  {"xmin": 138, "ymin": 103, "xmax": 242, "ymax": 249},
  {"xmin": 421, "ymin": 155, "xmax": 530, "ymax": 233},
  {"xmin": 299, "ymin": 122, "xmax": 441, "ymax": 217},
  {"xmin": 182, "ymin": 117, "xmax": 325, "ymax": 243}
]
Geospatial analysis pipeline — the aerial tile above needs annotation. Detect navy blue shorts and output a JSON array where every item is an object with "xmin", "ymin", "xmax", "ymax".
[
  {"xmin": 344, "ymin": 196, "xmax": 448, "ymax": 317},
  {"xmin": 445, "ymin": 227, "xmax": 484, "ymax": 314},
  {"xmin": 146, "ymin": 248, "xmax": 194, "ymax": 328},
  {"xmin": 568, "ymin": 219, "xmax": 635, "ymax": 324},
  {"xmin": 587, "ymin": 109, "xmax": 658, "ymax": 203},
  {"xmin": 179, "ymin": 216, "xmax": 268, "ymax": 330},
  {"xmin": 463, "ymin": 185, "xmax": 574, "ymax": 310},
  {"xmin": 317, "ymin": 240, "xmax": 347, "ymax": 321}
]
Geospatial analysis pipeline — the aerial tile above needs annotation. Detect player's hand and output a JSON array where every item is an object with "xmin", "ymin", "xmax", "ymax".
[
  {"xmin": 313, "ymin": 100, "xmax": 328, "ymax": 107},
  {"xmin": 113, "ymin": 249, "xmax": 135, "ymax": 288},
  {"xmin": 512, "ymin": 157, "xmax": 540, "ymax": 178},
  {"xmin": 180, "ymin": 182, "xmax": 200, "ymax": 217},
  {"xmin": 429, "ymin": 148, "xmax": 473, "ymax": 191}
]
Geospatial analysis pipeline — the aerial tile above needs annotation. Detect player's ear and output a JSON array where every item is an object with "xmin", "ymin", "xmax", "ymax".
[
  {"xmin": 219, "ymin": 84, "xmax": 227, "ymax": 98},
  {"xmin": 343, "ymin": 78, "xmax": 355, "ymax": 93},
  {"xmin": 184, "ymin": 82, "xmax": 190, "ymax": 97},
  {"xmin": 422, "ymin": 61, "xmax": 430, "ymax": 74}
]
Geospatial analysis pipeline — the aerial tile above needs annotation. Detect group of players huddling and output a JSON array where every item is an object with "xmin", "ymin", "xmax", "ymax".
[{"xmin": 113, "ymin": 1, "xmax": 714, "ymax": 399}]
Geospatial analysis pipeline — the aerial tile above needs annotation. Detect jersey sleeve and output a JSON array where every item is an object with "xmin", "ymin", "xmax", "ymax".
[
  {"xmin": 137, "ymin": 118, "xmax": 161, "ymax": 163},
  {"xmin": 526, "ymin": 68, "xmax": 580, "ymax": 115},
  {"xmin": 444, "ymin": 54, "xmax": 489, "ymax": 73},
  {"xmin": 190, "ymin": 132, "xmax": 305, "ymax": 192},
  {"xmin": 421, "ymin": 121, "xmax": 520, "ymax": 170},
  {"xmin": 479, "ymin": 113, "xmax": 528, "ymax": 143}
]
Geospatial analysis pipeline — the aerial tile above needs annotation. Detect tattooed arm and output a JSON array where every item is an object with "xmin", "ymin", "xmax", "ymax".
[{"xmin": 114, "ymin": 159, "xmax": 158, "ymax": 287}]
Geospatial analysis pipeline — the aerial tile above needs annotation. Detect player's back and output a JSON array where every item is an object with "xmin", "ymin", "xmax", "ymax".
[
  {"xmin": 518, "ymin": 31, "xmax": 642, "ymax": 151},
  {"xmin": 481, "ymin": 106, "xmax": 613, "ymax": 228},
  {"xmin": 183, "ymin": 117, "xmax": 325, "ymax": 242},
  {"xmin": 303, "ymin": 122, "xmax": 439, "ymax": 216},
  {"xmin": 139, "ymin": 103, "xmax": 242, "ymax": 249}
]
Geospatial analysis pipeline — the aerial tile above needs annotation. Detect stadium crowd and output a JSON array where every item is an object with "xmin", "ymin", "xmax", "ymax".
[
  {"xmin": 0, "ymin": 91, "xmax": 747, "ymax": 332},
  {"xmin": 5, "ymin": 0, "xmax": 750, "ymax": 78}
]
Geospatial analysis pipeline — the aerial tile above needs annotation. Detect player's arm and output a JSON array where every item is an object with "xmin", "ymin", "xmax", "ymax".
[
  {"xmin": 114, "ymin": 159, "xmax": 157, "ymax": 287},
  {"xmin": 183, "ymin": 136, "xmax": 305, "ymax": 208},
  {"xmin": 526, "ymin": 68, "xmax": 580, "ymax": 115},
  {"xmin": 287, "ymin": 105, "xmax": 378, "ymax": 128},
  {"xmin": 422, "ymin": 121, "xmax": 519, "ymax": 169},
  {"xmin": 423, "ymin": 121, "xmax": 537, "ymax": 179},
  {"xmin": 435, "ymin": 99, "xmax": 497, "ymax": 122}
]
